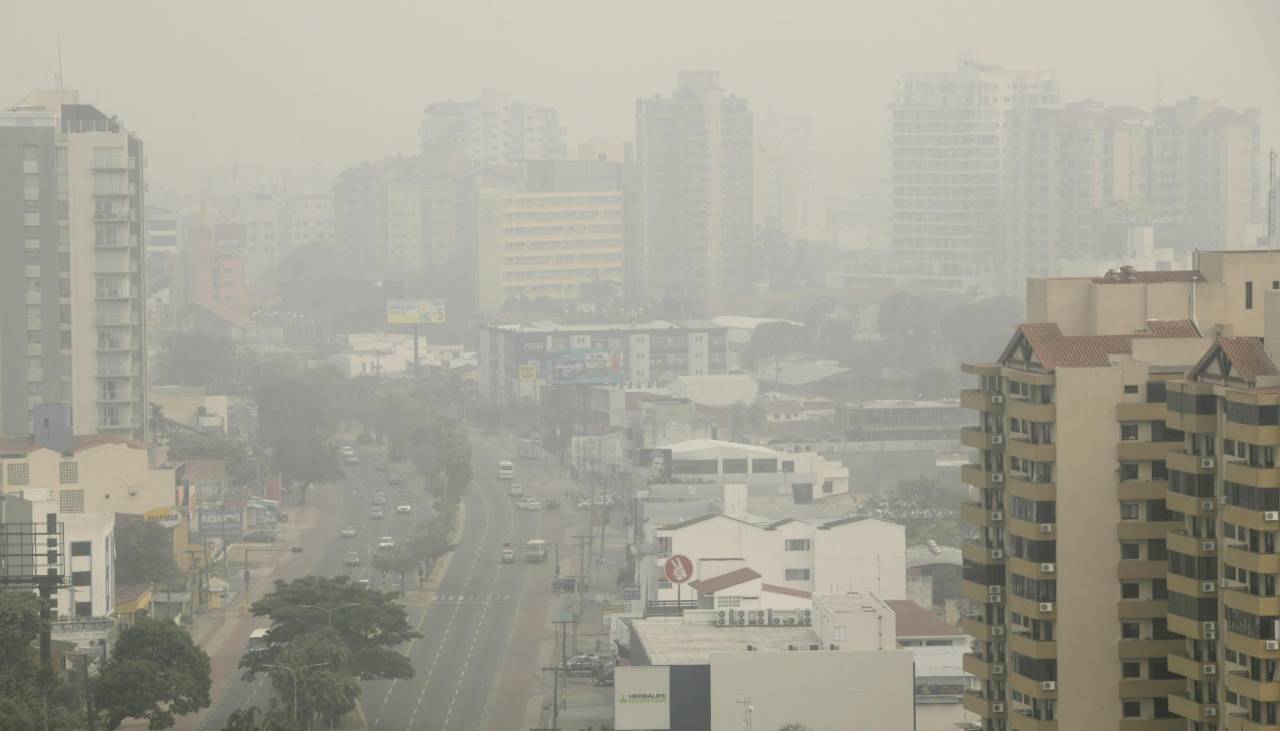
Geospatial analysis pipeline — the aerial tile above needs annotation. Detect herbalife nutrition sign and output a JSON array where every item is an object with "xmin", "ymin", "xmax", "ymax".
[{"xmin": 614, "ymin": 666, "xmax": 671, "ymax": 730}]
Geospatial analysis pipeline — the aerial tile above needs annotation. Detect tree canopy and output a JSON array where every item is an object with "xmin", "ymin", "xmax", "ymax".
[
  {"xmin": 114, "ymin": 518, "xmax": 179, "ymax": 587},
  {"xmin": 164, "ymin": 431, "xmax": 258, "ymax": 490},
  {"xmin": 154, "ymin": 331, "xmax": 238, "ymax": 389},
  {"xmin": 95, "ymin": 617, "xmax": 212, "ymax": 730}
]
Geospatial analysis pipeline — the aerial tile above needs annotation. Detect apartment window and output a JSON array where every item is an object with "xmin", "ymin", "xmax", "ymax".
[
  {"xmin": 1246, "ymin": 281, "xmax": 1254, "ymax": 310},
  {"xmin": 656, "ymin": 537, "xmax": 672, "ymax": 557},
  {"xmin": 1121, "ymin": 542, "xmax": 1141, "ymax": 560},
  {"xmin": 59, "ymin": 489, "xmax": 85, "ymax": 514},
  {"xmin": 1146, "ymin": 381, "xmax": 1167, "ymax": 403},
  {"xmin": 822, "ymin": 480, "xmax": 833, "ymax": 494},
  {"xmin": 59, "ymin": 462, "xmax": 78, "ymax": 484},
  {"xmin": 1121, "ymin": 621, "xmax": 1140, "ymax": 639},
  {"xmin": 1124, "ymin": 385, "xmax": 1139, "ymax": 395},
  {"xmin": 1121, "ymin": 582, "xmax": 1140, "ymax": 599},
  {"xmin": 1121, "ymin": 424, "xmax": 1139, "ymax": 441},
  {"xmin": 1118, "ymin": 462, "xmax": 1141, "ymax": 480},
  {"xmin": 1122, "ymin": 701, "xmax": 1142, "ymax": 718},
  {"xmin": 781, "ymin": 460, "xmax": 795, "ymax": 473},
  {"xmin": 1273, "ymin": 281, "xmax": 1279, "ymax": 290},
  {"xmin": 784, "ymin": 569, "xmax": 811, "ymax": 581},
  {"xmin": 1120, "ymin": 502, "xmax": 1140, "ymax": 520},
  {"xmin": 785, "ymin": 540, "xmax": 812, "ymax": 551},
  {"xmin": 71, "ymin": 571, "xmax": 91, "ymax": 587},
  {"xmin": 751, "ymin": 459, "xmax": 777, "ymax": 473},
  {"xmin": 6, "ymin": 463, "xmax": 30, "ymax": 486},
  {"xmin": 1122, "ymin": 661, "xmax": 1141, "ymax": 679},
  {"xmin": 70, "ymin": 541, "xmax": 91, "ymax": 557},
  {"xmin": 716, "ymin": 595, "xmax": 741, "ymax": 608}
]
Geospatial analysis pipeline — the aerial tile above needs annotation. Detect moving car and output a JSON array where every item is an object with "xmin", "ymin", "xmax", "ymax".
[
  {"xmin": 344, "ymin": 552, "xmax": 361, "ymax": 566},
  {"xmin": 501, "ymin": 543, "xmax": 515, "ymax": 563},
  {"xmin": 247, "ymin": 628, "xmax": 271, "ymax": 654},
  {"xmin": 388, "ymin": 472, "xmax": 404, "ymax": 485},
  {"xmin": 507, "ymin": 484, "xmax": 525, "ymax": 498},
  {"xmin": 368, "ymin": 509, "xmax": 385, "ymax": 520},
  {"xmin": 356, "ymin": 578, "xmax": 371, "ymax": 588},
  {"xmin": 339, "ymin": 445, "xmax": 355, "ymax": 456},
  {"xmin": 524, "ymin": 539, "xmax": 548, "ymax": 563},
  {"xmin": 340, "ymin": 526, "xmax": 357, "ymax": 538},
  {"xmin": 342, "ymin": 454, "xmax": 360, "ymax": 465},
  {"xmin": 552, "ymin": 575, "xmax": 580, "ymax": 593},
  {"xmin": 396, "ymin": 504, "xmax": 412, "ymax": 514},
  {"xmin": 372, "ymin": 492, "xmax": 387, "ymax": 505},
  {"xmin": 565, "ymin": 655, "xmax": 603, "ymax": 677},
  {"xmin": 517, "ymin": 498, "xmax": 542, "ymax": 511},
  {"xmin": 242, "ymin": 529, "xmax": 276, "ymax": 544},
  {"xmin": 378, "ymin": 536, "xmax": 395, "ymax": 550},
  {"xmin": 544, "ymin": 497, "xmax": 561, "ymax": 510},
  {"xmin": 497, "ymin": 460, "xmax": 515, "ymax": 480}
]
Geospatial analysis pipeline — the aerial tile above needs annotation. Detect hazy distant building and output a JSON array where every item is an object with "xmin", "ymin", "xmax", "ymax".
[
  {"xmin": 419, "ymin": 89, "xmax": 566, "ymax": 170},
  {"xmin": 755, "ymin": 112, "xmax": 819, "ymax": 239},
  {"xmin": 286, "ymin": 193, "xmax": 334, "ymax": 248},
  {"xmin": 636, "ymin": 71, "xmax": 754, "ymax": 314},
  {"xmin": 172, "ymin": 224, "xmax": 253, "ymax": 338},
  {"xmin": 476, "ymin": 160, "xmax": 629, "ymax": 313},
  {"xmin": 890, "ymin": 57, "xmax": 1059, "ymax": 293},
  {"xmin": 577, "ymin": 138, "xmax": 631, "ymax": 163},
  {"xmin": 0, "ymin": 90, "xmax": 148, "ymax": 440}
]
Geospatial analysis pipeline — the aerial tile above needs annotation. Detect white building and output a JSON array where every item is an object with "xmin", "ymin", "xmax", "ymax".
[
  {"xmin": 419, "ymin": 88, "xmax": 566, "ymax": 168},
  {"xmin": 0, "ymin": 432, "xmax": 177, "ymax": 517},
  {"xmin": 662, "ymin": 438, "xmax": 850, "ymax": 501},
  {"xmin": 667, "ymin": 374, "xmax": 758, "ymax": 408},
  {"xmin": 0, "ymin": 489, "xmax": 116, "ymax": 619},
  {"xmin": 754, "ymin": 112, "xmax": 819, "ymax": 239}
]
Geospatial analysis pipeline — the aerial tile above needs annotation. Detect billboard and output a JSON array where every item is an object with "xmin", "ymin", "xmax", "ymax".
[
  {"xmin": 614, "ymin": 666, "xmax": 671, "ymax": 730},
  {"xmin": 195, "ymin": 505, "xmax": 243, "ymax": 533},
  {"xmin": 386, "ymin": 299, "xmax": 446, "ymax": 325},
  {"xmin": 518, "ymin": 363, "xmax": 539, "ymax": 382},
  {"xmin": 634, "ymin": 448, "xmax": 673, "ymax": 483},
  {"xmin": 547, "ymin": 348, "xmax": 625, "ymax": 385}
]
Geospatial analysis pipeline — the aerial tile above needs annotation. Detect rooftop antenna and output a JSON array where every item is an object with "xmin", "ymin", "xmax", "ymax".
[{"xmin": 55, "ymin": 36, "xmax": 64, "ymax": 89}]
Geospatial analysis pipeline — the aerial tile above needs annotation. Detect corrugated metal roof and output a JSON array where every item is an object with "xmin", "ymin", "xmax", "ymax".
[{"xmin": 689, "ymin": 567, "xmax": 762, "ymax": 595}]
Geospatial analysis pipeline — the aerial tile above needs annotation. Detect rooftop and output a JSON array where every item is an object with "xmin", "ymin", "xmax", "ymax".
[
  {"xmin": 689, "ymin": 567, "xmax": 762, "ymax": 595},
  {"xmin": 487, "ymin": 319, "xmax": 722, "ymax": 334},
  {"xmin": 1091, "ymin": 269, "xmax": 1205, "ymax": 284},
  {"xmin": 630, "ymin": 618, "xmax": 821, "ymax": 665},
  {"xmin": 813, "ymin": 592, "xmax": 889, "ymax": 614},
  {"xmin": 885, "ymin": 600, "xmax": 964, "ymax": 638},
  {"xmin": 0, "ymin": 434, "xmax": 148, "ymax": 457}
]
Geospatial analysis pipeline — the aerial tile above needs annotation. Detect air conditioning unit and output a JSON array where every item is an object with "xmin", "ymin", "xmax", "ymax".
[
  {"xmin": 991, "ymin": 395, "xmax": 1005, "ymax": 404},
  {"xmin": 990, "ymin": 594, "xmax": 1003, "ymax": 604},
  {"xmin": 991, "ymin": 626, "xmax": 1006, "ymax": 637},
  {"xmin": 990, "ymin": 511, "xmax": 1004, "ymax": 522},
  {"xmin": 1202, "ymin": 541, "xmax": 1217, "ymax": 552},
  {"xmin": 991, "ymin": 703, "xmax": 1006, "ymax": 713},
  {"xmin": 991, "ymin": 549, "xmax": 1005, "ymax": 559},
  {"xmin": 1038, "ymin": 524, "xmax": 1053, "ymax": 534},
  {"xmin": 829, "ymin": 644, "xmax": 840, "ymax": 651},
  {"xmin": 1202, "ymin": 581, "xmax": 1216, "ymax": 593},
  {"xmin": 716, "ymin": 618, "xmax": 726, "ymax": 626},
  {"xmin": 770, "ymin": 618, "xmax": 781, "ymax": 625},
  {"xmin": 1219, "ymin": 493, "xmax": 1229, "ymax": 505},
  {"xmin": 1041, "ymin": 681, "xmax": 1056, "ymax": 692},
  {"xmin": 1265, "ymin": 511, "xmax": 1280, "ymax": 522},
  {"xmin": 1040, "ymin": 563, "xmax": 1056, "ymax": 573},
  {"xmin": 1203, "ymin": 664, "xmax": 1216, "ymax": 676},
  {"xmin": 1200, "ymin": 499, "xmax": 1216, "ymax": 511},
  {"xmin": 1203, "ymin": 630, "xmax": 1217, "ymax": 640},
  {"xmin": 1204, "ymin": 707, "xmax": 1218, "ymax": 718},
  {"xmin": 1039, "ymin": 602, "xmax": 1055, "ymax": 613},
  {"xmin": 989, "ymin": 584, "xmax": 1002, "ymax": 594},
  {"xmin": 992, "ymin": 664, "xmax": 1005, "ymax": 675},
  {"xmin": 990, "ymin": 472, "xmax": 1005, "ymax": 483},
  {"xmin": 746, "ymin": 616, "xmax": 757, "ymax": 625},
  {"xmin": 1201, "ymin": 621, "xmax": 1217, "ymax": 632},
  {"xmin": 1200, "ymin": 457, "xmax": 1215, "ymax": 469},
  {"xmin": 1265, "ymin": 640, "xmax": 1280, "ymax": 651}
]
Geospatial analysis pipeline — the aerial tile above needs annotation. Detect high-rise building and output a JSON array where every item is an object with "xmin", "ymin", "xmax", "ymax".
[
  {"xmin": 636, "ymin": 71, "xmax": 753, "ymax": 314},
  {"xmin": 891, "ymin": 57, "xmax": 1059, "ymax": 294},
  {"xmin": 419, "ymin": 89, "xmax": 566, "ymax": 170},
  {"xmin": 0, "ymin": 90, "xmax": 148, "ymax": 440},
  {"xmin": 960, "ymin": 251, "xmax": 1280, "ymax": 730},
  {"xmin": 755, "ymin": 112, "xmax": 818, "ymax": 239}
]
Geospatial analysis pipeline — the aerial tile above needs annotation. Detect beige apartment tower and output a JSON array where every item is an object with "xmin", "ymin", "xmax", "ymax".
[{"xmin": 961, "ymin": 251, "xmax": 1280, "ymax": 730}]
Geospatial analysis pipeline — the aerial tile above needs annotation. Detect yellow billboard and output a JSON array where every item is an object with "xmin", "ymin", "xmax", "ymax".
[{"xmin": 386, "ymin": 299, "xmax": 446, "ymax": 325}]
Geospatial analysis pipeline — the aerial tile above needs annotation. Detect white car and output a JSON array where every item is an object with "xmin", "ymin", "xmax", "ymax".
[
  {"xmin": 517, "ymin": 498, "xmax": 542, "ymax": 511},
  {"xmin": 339, "ymin": 445, "xmax": 356, "ymax": 456},
  {"xmin": 340, "ymin": 526, "xmax": 357, "ymax": 538},
  {"xmin": 508, "ymin": 484, "xmax": 525, "ymax": 497},
  {"xmin": 396, "ymin": 504, "xmax": 412, "ymax": 514},
  {"xmin": 378, "ymin": 536, "xmax": 395, "ymax": 550}
]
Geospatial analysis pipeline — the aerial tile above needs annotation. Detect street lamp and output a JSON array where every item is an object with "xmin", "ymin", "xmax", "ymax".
[
  {"xmin": 264, "ymin": 661, "xmax": 327, "ymax": 723},
  {"xmin": 299, "ymin": 602, "xmax": 359, "ymax": 630}
]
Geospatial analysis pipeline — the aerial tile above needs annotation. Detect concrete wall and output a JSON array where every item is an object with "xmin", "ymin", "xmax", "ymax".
[
  {"xmin": 0, "ymin": 442, "xmax": 175, "ymax": 516},
  {"xmin": 708, "ymin": 650, "xmax": 915, "ymax": 731}
]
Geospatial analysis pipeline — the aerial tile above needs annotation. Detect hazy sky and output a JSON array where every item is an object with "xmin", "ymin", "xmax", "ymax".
[{"xmin": 4, "ymin": 0, "xmax": 1278, "ymax": 194}]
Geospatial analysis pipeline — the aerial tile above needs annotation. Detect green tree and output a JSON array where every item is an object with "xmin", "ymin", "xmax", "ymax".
[
  {"xmin": 0, "ymin": 592, "xmax": 84, "ymax": 731},
  {"xmin": 269, "ymin": 634, "xmax": 358, "ymax": 729},
  {"xmin": 242, "ymin": 576, "xmax": 418, "ymax": 682},
  {"xmin": 94, "ymin": 617, "xmax": 212, "ymax": 730},
  {"xmin": 270, "ymin": 433, "xmax": 341, "ymax": 505},
  {"xmin": 165, "ymin": 432, "xmax": 258, "ymax": 490},
  {"xmin": 114, "ymin": 518, "xmax": 179, "ymax": 586},
  {"xmin": 745, "ymin": 321, "xmax": 811, "ymax": 368},
  {"xmin": 373, "ymin": 546, "xmax": 419, "ymax": 590},
  {"xmin": 155, "ymin": 331, "xmax": 237, "ymax": 388}
]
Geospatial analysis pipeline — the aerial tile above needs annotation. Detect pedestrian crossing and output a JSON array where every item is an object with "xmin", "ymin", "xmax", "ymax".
[{"xmin": 433, "ymin": 594, "xmax": 513, "ymax": 604}]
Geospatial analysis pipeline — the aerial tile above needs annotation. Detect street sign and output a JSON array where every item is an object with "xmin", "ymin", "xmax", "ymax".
[
  {"xmin": 144, "ymin": 506, "xmax": 183, "ymax": 529},
  {"xmin": 663, "ymin": 554, "xmax": 693, "ymax": 584}
]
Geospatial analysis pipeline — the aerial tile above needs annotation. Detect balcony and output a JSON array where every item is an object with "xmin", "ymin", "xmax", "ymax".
[
  {"xmin": 97, "ymin": 390, "xmax": 132, "ymax": 404},
  {"xmin": 1166, "ymin": 490, "xmax": 1218, "ymax": 517},
  {"xmin": 1007, "ymin": 474, "xmax": 1055, "ymax": 501},
  {"xmin": 962, "ymin": 652, "xmax": 1002, "ymax": 679},
  {"xmin": 95, "ymin": 288, "xmax": 132, "ymax": 301},
  {"xmin": 961, "ymin": 427, "xmax": 1003, "ymax": 451},
  {"xmin": 92, "ymin": 158, "xmax": 128, "ymax": 171},
  {"xmin": 1223, "ymin": 418, "xmax": 1280, "ymax": 449},
  {"xmin": 1117, "ymin": 521, "xmax": 1176, "ymax": 541},
  {"xmin": 1009, "ymin": 710, "xmax": 1057, "ymax": 731},
  {"xmin": 1224, "ymin": 628, "xmax": 1280, "ymax": 659},
  {"xmin": 962, "ymin": 540, "xmax": 1006, "ymax": 565},
  {"xmin": 1008, "ymin": 632, "xmax": 1056, "ymax": 660},
  {"xmin": 1223, "ymin": 588, "xmax": 1280, "ymax": 616},
  {"xmin": 95, "ymin": 340, "xmax": 132, "ymax": 353},
  {"xmin": 1224, "ymin": 544, "xmax": 1280, "ymax": 574},
  {"xmin": 1224, "ymin": 460, "xmax": 1280, "ymax": 489},
  {"xmin": 1167, "ymin": 651, "xmax": 1217, "ymax": 681},
  {"xmin": 1118, "ymin": 441, "xmax": 1178, "ymax": 462},
  {"xmin": 1222, "ymin": 505, "xmax": 1280, "ymax": 532},
  {"xmin": 1231, "ymin": 717, "xmax": 1280, "ymax": 731},
  {"xmin": 1116, "ymin": 720, "xmax": 1196, "ymax": 731},
  {"xmin": 93, "ymin": 209, "xmax": 132, "ymax": 222},
  {"xmin": 1008, "ymin": 595, "xmax": 1055, "ymax": 619},
  {"xmin": 1009, "ymin": 672, "xmax": 1057, "ymax": 699},
  {"xmin": 1009, "ymin": 556, "xmax": 1056, "ymax": 580},
  {"xmin": 1117, "ymin": 598, "xmax": 1167, "ymax": 619},
  {"xmin": 1167, "ymin": 530, "xmax": 1218, "ymax": 557},
  {"xmin": 1007, "ymin": 398, "xmax": 1054, "ymax": 422},
  {"xmin": 1119, "ymin": 480, "xmax": 1170, "ymax": 501},
  {"xmin": 1008, "ymin": 436, "xmax": 1055, "ymax": 463},
  {"xmin": 1168, "ymin": 573, "xmax": 1216, "ymax": 598},
  {"xmin": 961, "ymin": 389, "xmax": 1003, "ymax": 412},
  {"xmin": 962, "ymin": 691, "xmax": 1006, "ymax": 718},
  {"xmin": 1007, "ymin": 516, "xmax": 1055, "ymax": 540},
  {"xmin": 961, "ymin": 501, "xmax": 1000, "ymax": 527},
  {"xmin": 95, "ymin": 235, "xmax": 134, "ymax": 249},
  {"xmin": 1167, "ymin": 614, "xmax": 1217, "ymax": 640},
  {"xmin": 1168, "ymin": 693, "xmax": 1219, "ymax": 723},
  {"xmin": 1117, "ymin": 402, "xmax": 1167, "ymax": 421},
  {"xmin": 960, "ymin": 614, "xmax": 998, "ymax": 642},
  {"xmin": 961, "ymin": 463, "xmax": 996, "ymax": 489},
  {"xmin": 96, "ymin": 364, "xmax": 138, "ymax": 378},
  {"xmin": 1167, "ymin": 449, "xmax": 1217, "ymax": 475},
  {"xmin": 1118, "ymin": 678, "xmax": 1184, "ymax": 698},
  {"xmin": 1225, "ymin": 670, "xmax": 1280, "ymax": 702},
  {"xmin": 95, "ymin": 314, "xmax": 139, "ymax": 327},
  {"xmin": 1118, "ymin": 639, "xmax": 1184, "ymax": 660}
]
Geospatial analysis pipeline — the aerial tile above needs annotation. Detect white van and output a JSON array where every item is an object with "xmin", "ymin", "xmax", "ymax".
[
  {"xmin": 497, "ymin": 460, "xmax": 515, "ymax": 480},
  {"xmin": 247, "ymin": 628, "xmax": 270, "ymax": 653}
]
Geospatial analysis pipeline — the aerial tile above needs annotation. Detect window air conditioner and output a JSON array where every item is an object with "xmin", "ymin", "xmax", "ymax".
[
  {"xmin": 988, "ymin": 585, "xmax": 1002, "ymax": 594},
  {"xmin": 991, "ymin": 626, "xmax": 1005, "ymax": 636},
  {"xmin": 990, "ymin": 395, "xmax": 1004, "ymax": 404},
  {"xmin": 1204, "ymin": 707, "xmax": 1217, "ymax": 718},
  {"xmin": 1202, "ymin": 664, "xmax": 1216, "ymax": 676},
  {"xmin": 991, "ymin": 703, "xmax": 1005, "ymax": 713},
  {"xmin": 1201, "ymin": 581, "xmax": 1216, "ymax": 593},
  {"xmin": 992, "ymin": 664, "xmax": 1005, "ymax": 675},
  {"xmin": 1040, "ymin": 563, "xmax": 1056, "ymax": 573},
  {"xmin": 1039, "ymin": 602, "xmax": 1054, "ymax": 613},
  {"xmin": 1265, "ymin": 511, "xmax": 1280, "ymax": 522},
  {"xmin": 991, "ymin": 435, "xmax": 1004, "ymax": 445},
  {"xmin": 991, "ymin": 549, "xmax": 1004, "ymax": 559},
  {"xmin": 990, "ymin": 594, "xmax": 1003, "ymax": 604},
  {"xmin": 1203, "ymin": 630, "xmax": 1216, "ymax": 640},
  {"xmin": 1038, "ymin": 524, "xmax": 1053, "ymax": 534},
  {"xmin": 1040, "ymin": 681, "xmax": 1056, "ymax": 692},
  {"xmin": 1265, "ymin": 640, "xmax": 1280, "ymax": 651},
  {"xmin": 1200, "ymin": 500, "xmax": 1216, "ymax": 511},
  {"xmin": 1201, "ymin": 621, "xmax": 1217, "ymax": 632},
  {"xmin": 990, "ymin": 511, "xmax": 1004, "ymax": 522},
  {"xmin": 1200, "ymin": 457, "xmax": 1215, "ymax": 469},
  {"xmin": 990, "ymin": 473, "xmax": 1005, "ymax": 483},
  {"xmin": 1202, "ymin": 541, "xmax": 1216, "ymax": 552}
]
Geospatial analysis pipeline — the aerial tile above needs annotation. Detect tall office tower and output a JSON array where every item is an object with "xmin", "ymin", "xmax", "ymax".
[
  {"xmin": 636, "ymin": 71, "xmax": 753, "ymax": 314},
  {"xmin": 0, "ymin": 90, "xmax": 148, "ymax": 440},
  {"xmin": 419, "ymin": 89, "xmax": 566, "ymax": 171},
  {"xmin": 755, "ymin": 112, "xmax": 818, "ymax": 239},
  {"xmin": 960, "ymin": 251, "xmax": 1280, "ymax": 730},
  {"xmin": 890, "ymin": 57, "xmax": 1058, "ymax": 294}
]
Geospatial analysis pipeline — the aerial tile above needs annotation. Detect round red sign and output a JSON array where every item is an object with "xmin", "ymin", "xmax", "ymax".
[{"xmin": 663, "ymin": 554, "xmax": 694, "ymax": 584}]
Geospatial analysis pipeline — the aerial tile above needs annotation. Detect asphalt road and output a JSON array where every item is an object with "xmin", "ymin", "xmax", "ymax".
[
  {"xmin": 365, "ymin": 432, "xmax": 548, "ymax": 731},
  {"xmin": 194, "ymin": 452, "xmax": 425, "ymax": 731}
]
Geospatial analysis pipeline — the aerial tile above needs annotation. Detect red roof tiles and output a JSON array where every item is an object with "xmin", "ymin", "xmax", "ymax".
[
  {"xmin": 689, "ymin": 567, "xmax": 762, "ymax": 595},
  {"xmin": 1144, "ymin": 319, "xmax": 1201, "ymax": 338},
  {"xmin": 885, "ymin": 600, "xmax": 964, "ymax": 638},
  {"xmin": 1199, "ymin": 337, "xmax": 1280, "ymax": 381}
]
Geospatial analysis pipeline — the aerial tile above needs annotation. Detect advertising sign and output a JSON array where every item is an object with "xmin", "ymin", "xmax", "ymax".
[
  {"xmin": 547, "ymin": 348, "xmax": 625, "ymax": 385},
  {"xmin": 634, "ymin": 448, "xmax": 672, "ymax": 483},
  {"xmin": 663, "ymin": 554, "xmax": 694, "ymax": 584},
  {"xmin": 614, "ymin": 666, "xmax": 671, "ymax": 731},
  {"xmin": 195, "ymin": 505, "xmax": 243, "ymax": 533},
  {"xmin": 518, "ymin": 363, "xmax": 539, "ymax": 382},
  {"xmin": 386, "ymin": 299, "xmax": 446, "ymax": 325},
  {"xmin": 144, "ymin": 506, "xmax": 183, "ymax": 529}
]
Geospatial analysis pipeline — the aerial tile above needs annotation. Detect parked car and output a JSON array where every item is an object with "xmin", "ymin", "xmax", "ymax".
[
  {"xmin": 344, "ymin": 552, "xmax": 361, "ymax": 566},
  {"xmin": 356, "ymin": 578, "xmax": 371, "ymax": 588},
  {"xmin": 565, "ymin": 655, "xmax": 603, "ymax": 677},
  {"xmin": 575, "ymin": 500, "xmax": 593, "ymax": 511},
  {"xmin": 369, "ymin": 509, "xmax": 385, "ymax": 520},
  {"xmin": 596, "ymin": 667, "xmax": 615, "ymax": 686},
  {"xmin": 507, "ymin": 484, "xmax": 525, "ymax": 497},
  {"xmin": 378, "ymin": 536, "xmax": 395, "ymax": 551},
  {"xmin": 339, "ymin": 445, "xmax": 355, "ymax": 456},
  {"xmin": 243, "ymin": 530, "xmax": 276, "ymax": 544},
  {"xmin": 388, "ymin": 473, "xmax": 404, "ymax": 485},
  {"xmin": 501, "ymin": 543, "xmax": 515, "ymax": 563},
  {"xmin": 396, "ymin": 504, "xmax": 412, "ymax": 514},
  {"xmin": 340, "ymin": 526, "xmax": 357, "ymax": 538}
]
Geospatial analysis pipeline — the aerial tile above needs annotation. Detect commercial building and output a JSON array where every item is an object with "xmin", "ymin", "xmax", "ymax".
[
  {"xmin": 419, "ymin": 89, "xmax": 565, "ymax": 169},
  {"xmin": 476, "ymin": 160, "xmax": 629, "ymax": 312},
  {"xmin": 0, "ymin": 90, "xmax": 148, "ymax": 439},
  {"xmin": 636, "ymin": 71, "xmax": 753, "ymax": 313},
  {"xmin": 960, "ymin": 252, "xmax": 1280, "ymax": 730},
  {"xmin": 657, "ymin": 438, "xmax": 851, "ymax": 501},
  {"xmin": 0, "ymin": 489, "xmax": 115, "ymax": 619},
  {"xmin": 478, "ymin": 320, "xmax": 728, "ymax": 402}
]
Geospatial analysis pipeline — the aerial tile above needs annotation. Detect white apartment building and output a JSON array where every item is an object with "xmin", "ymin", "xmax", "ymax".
[
  {"xmin": 419, "ymin": 88, "xmax": 566, "ymax": 169},
  {"xmin": 755, "ymin": 112, "xmax": 819, "ymax": 239},
  {"xmin": 0, "ymin": 90, "xmax": 149, "ymax": 440},
  {"xmin": 660, "ymin": 438, "xmax": 851, "ymax": 500},
  {"xmin": 645, "ymin": 511, "xmax": 906, "ymax": 603}
]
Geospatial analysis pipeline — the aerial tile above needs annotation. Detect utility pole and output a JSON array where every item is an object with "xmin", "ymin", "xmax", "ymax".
[
  {"xmin": 265, "ymin": 662, "xmax": 327, "ymax": 725},
  {"xmin": 541, "ymin": 666, "xmax": 564, "ymax": 730},
  {"xmin": 552, "ymin": 615, "xmax": 576, "ymax": 668}
]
